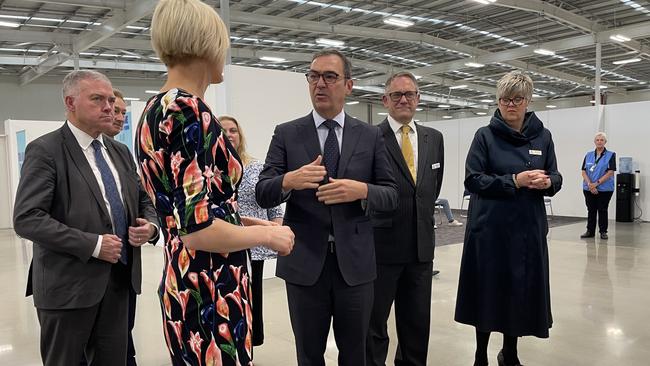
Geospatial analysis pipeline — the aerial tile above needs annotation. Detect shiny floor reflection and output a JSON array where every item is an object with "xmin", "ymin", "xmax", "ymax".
[{"xmin": 1, "ymin": 221, "xmax": 649, "ymax": 365}]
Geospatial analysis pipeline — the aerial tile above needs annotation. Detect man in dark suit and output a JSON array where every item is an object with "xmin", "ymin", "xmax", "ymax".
[
  {"xmin": 256, "ymin": 49, "xmax": 398, "ymax": 366},
  {"xmin": 366, "ymin": 72, "xmax": 444, "ymax": 366},
  {"xmin": 13, "ymin": 70, "xmax": 159, "ymax": 366}
]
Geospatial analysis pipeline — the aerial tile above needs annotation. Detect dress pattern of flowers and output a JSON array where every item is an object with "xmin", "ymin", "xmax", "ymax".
[
  {"xmin": 136, "ymin": 88, "xmax": 252, "ymax": 366},
  {"xmin": 238, "ymin": 159, "xmax": 283, "ymax": 260}
]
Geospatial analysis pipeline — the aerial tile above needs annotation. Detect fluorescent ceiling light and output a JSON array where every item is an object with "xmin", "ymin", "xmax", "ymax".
[
  {"xmin": 442, "ymin": 115, "xmax": 453, "ymax": 119},
  {"xmin": 383, "ymin": 17, "xmax": 414, "ymax": 28},
  {"xmin": 145, "ymin": 90, "xmax": 160, "ymax": 94},
  {"xmin": 0, "ymin": 21, "xmax": 20, "ymax": 28},
  {"xmin": 415, "ymin": 108, "xmax": 423, "ymax": 111},
  {"xmin": 437, "ymin": 104, "xmax": 451, "ymax": 108},
  {"xmin": 449, "ymin": 84, "xmax": 468, "ymax": 89},
  {"xmin": 414, "ymin": 119, "xmax": 420, "ymax": 122},
  {"xmin": 610, "ymin": 34, "xmax": 631, "ymax": 42},
  {"xmin": 464, "ymin": 62, "xmax": 485, "ymax": 68},
  {"xmin": 123, "ymin": 97, "xmax": 140, "ymax": 101},
  {"xmin": 612, "ymin": 58, "xmax": 641, "ymax": 65},
  {"xmin": 546, "ymin": 105, "xmax": 557, "ymax": 108},
  {"xmin": 534, "ymin": 48, "xmax": 556, "ymax": 56},
  {"xmin": 413, "ymin": 75, "xmax": 423, "ymax": 80},
  {"xmin": 480, "ymin": 99, "xmax": 494, "ymax": 103},
  {"xmin": 599, "ymin": 85, "xmax": 608, "ymax": 89},
  {"xmin": 377, "ymin": 112, "xmax": 388, "ymax": 115},
  {"xmin": 475, "ymin": 112, "xmax": 487, "ymax": 115},
  {"xmin": 260, "ymin": 56, "xmax": 286, "ymax": 62},
  {"xmin": 532, "ymin": 94, "xmax": 542, "ymax": 98},
  {"xmin": 346, "ymin": 101, "xmax": 360, "ymax": 105},
  {"xmin": 589, "ymin": 100, "xmax": 596, "ymax": 104},
  {"xmin": 31, "ymin": 17, "xmax": 63, "ymax": 22},
  {"xmin": 316, "ymin": 38, "xmax": 345, "ymax": 47},
  {"xmin": 473, "ymin": 0, "xmax": 497, "ymax": 4}
]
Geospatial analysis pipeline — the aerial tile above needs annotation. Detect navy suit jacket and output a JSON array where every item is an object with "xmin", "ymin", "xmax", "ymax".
[{"xmin": 256, "ymin": 113, "xmax": 398, "ymax": 286}]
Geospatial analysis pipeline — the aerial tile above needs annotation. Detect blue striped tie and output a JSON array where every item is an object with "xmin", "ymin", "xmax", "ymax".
[{"xmin": 91, "ymin": 140, "xmax": 128, "ymax": 265}]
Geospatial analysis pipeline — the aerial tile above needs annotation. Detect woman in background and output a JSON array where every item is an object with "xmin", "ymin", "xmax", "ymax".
[
  {"xmin": 455, "ymin": 71, "xmax": 562, "ymax": 366},
  {"xmin": 580, "ymin": 132, "xmax": 616, "ymax": 240},
  {"xmin": 139, "ymin": 1, "xmax": 294, "ymax": 365},
  {"xmin": 219, "ymin": 115, "xmax": 284, "ymax": 348}
]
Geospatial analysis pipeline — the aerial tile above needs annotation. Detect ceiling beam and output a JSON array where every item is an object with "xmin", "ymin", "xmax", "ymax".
[
  {"xmin": 493, "ymin": 0, "xmax": 605, "ymax": 33},
  {"xmin": 0, "ymin": 29, "xmax": 152, "ymax": 51},
  {"xmin": 19, "ymin": 0, "xmax": 157, "ymax": 85},
  {"xmin": 0, "ymin": 55, "xmax": 165, "ymax": 72},
  {"xmin": 20, "ymin": 0, "xmax": 131, "ymax": 9}
]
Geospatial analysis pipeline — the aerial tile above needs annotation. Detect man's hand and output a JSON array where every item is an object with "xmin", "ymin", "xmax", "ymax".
[
  {"xmin": 516, "ymin": 170, "xmax": 550, "ymax": 190},
  {"xmin": 128, "ymin": 218, "xmax": 156, "ymax": 247},
  {"xmin": 265, "ymin": 226, "xmax": 295, "ymax": 256},
  {"xmin": 316, "ymin": 178, "xmax": 368, "ymax": 205},
  {"xmin": 98, "ymin": 234, "xmax": 123, "ymax": 263},
  {"xmin": 282, "ymin": 156, "xmax": 327, "ymax": 191}
]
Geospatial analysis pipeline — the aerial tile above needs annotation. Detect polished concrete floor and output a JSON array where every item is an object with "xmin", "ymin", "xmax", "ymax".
[{"xmin": 1, "ymin": 220, "xmax": 649, "ymax": 365}]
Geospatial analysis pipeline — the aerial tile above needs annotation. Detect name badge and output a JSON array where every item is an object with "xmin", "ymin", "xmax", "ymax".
[
  {"xmin": 529, "ymin": 149, "xmax": 542, "ymax": 156},
  {"xmin": 432, "ymin": 163, "xmax": 441, "ymax": 169}
]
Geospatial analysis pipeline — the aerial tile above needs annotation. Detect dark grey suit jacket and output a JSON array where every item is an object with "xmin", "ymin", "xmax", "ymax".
[
  {"xmin": 256, "ymin": 113, "xmax": 398, "ymax": 286},
  {"xmin": 373, "ymin": 119, "xmax": 444, "ymax": 263},
  {"xmin": 13, "ymin": 122, "xmax": 158, "ymax": 310}
]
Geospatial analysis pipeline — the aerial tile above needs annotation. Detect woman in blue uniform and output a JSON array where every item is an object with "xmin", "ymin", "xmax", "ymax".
[
  {"xmin": 455, "ymin": 71, "xmax": 563, "ymax": 366},
  {"xmin": 580, "ymin": 132, "xmax": 616, "ymax": 239}
]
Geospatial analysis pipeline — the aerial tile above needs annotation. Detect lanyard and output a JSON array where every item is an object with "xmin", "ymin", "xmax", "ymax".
[{"xmin": 591, "ymin": 149, "xmax": 606, "ymax": 172}]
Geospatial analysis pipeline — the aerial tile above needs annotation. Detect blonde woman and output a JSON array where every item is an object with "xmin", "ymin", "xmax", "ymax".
[
  {"xmin": 455, "ymin": 71, "xmax": 562, "ymax": 366},
  {"xmin": 138, "ymin": 1, "xmax": 294, "ymax": 365},
  {"xmin": 219, "ymin": 115, "xmax": 283, "ymax": 348},
  {"xmin": 580, "ymin": 132, "xmax": 616, "ymax": 239}
]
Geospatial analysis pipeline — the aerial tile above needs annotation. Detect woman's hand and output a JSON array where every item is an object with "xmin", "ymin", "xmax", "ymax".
[
  {"xmin": 515, "ymin": 170, "xmax": 550, "ymax": 189},
  {"xmin": 264, "ymin": 226, "xmax": 295, "ymax": 256},
  {"xmin": 241, "ymin": 216, "xmax": 279, "ymax": 227}
]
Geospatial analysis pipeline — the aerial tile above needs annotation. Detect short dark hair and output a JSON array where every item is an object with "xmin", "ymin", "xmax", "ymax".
[
  {"xmin": 384, "ymin": 72, "xmax": 419, "ymax": 93},
  {"xmin": 312, "ymin": 49, "xmax": 352, "ymax": 79},
  {"xmin": 113, "ymin": 88, "xmax": 125, "ymax": 101}
]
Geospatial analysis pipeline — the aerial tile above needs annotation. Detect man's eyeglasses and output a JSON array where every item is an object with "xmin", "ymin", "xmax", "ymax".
[
  {"xmin": 305, "ymin": 71, "xmax": 346, "ymax": 85},
  {"xmin": 387, "ymin": 91, "xmax": 419, "ymax": 102},
  {"xmin": 498, "ymin": 97, "xmax": 527, "ymax": 106}
]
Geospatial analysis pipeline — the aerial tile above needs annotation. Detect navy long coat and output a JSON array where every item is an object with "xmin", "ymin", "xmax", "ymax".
[{"xmin": 454, "ymin": 110, "xmax": 562, "ymax": 338}]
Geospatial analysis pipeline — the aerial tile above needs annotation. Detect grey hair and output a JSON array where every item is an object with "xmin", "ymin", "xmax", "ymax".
[
  {"xmin": 62, "ymin": 70, "xmax": 112, "ymax": 101},
  {"xmin": 496, "ymin": 70, "xmax": 533, "ymax": 101},
  {"xmin": 594, "ymin": 131, "xmax": 607, "ymax": 141},
  {"xmin": 312, "ymin": 49, "xmax": 352, "ymax": 79},
  {"xmin": 384, "ymin": 72, "xmax": 419, "ymax": 93}
]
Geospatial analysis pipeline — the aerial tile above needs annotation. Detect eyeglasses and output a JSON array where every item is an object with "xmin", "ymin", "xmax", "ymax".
[
  {"xmin": 387, "ymin": 91, "xmax": 419, "ymax": 102},
  {"xmin": 498, "ymin": 97, "xmax": 527, "ymax": 106},
  {"xmin": 305, "ymin": 71, "xmax": 346, "ymax": 85}
]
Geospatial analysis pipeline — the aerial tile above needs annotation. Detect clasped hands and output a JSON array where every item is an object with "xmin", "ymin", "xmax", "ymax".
[
  {"xmin": 515, "ymin": 169, "xmax": 552, "ymax": 190},
  {"xmin": 282, "ymin": 155, "xmax": 368, "ymax": 205},
  {"xmin": 587, "ymin": 181, "xmax": 600, "ymax": 194},
  {"xmin": 99, "ymin": 218, "xmax": 156, "ymax": 263}
]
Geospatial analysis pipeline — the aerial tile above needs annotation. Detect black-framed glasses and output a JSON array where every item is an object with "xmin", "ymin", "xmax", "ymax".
[
  {"xmin": 387, "ymin": 91, "xmax": 419, "ymax": 102},
  {"xmin": 305, "ymin": 71, "xmax": 346, "ymax": 85},
  {"xmin": 498, "ymin": 96, "xmax": 527, "ymax": 106}
]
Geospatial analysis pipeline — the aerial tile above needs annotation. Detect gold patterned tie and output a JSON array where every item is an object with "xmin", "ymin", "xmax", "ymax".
[{"xmin": 400, "ymin": 125, "xmax": 416, "ymax": 181}]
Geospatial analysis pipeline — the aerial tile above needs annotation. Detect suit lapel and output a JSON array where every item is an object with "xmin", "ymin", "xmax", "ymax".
[
  {"xmin": 300, "ymin": 114, "xmax": 321, "ymax": 162},
  {"xmin": 415, "ymin": 124, "xmax": 429, "ymax": 187},
  {"xmin": 337, "ymin": 115, "xmax": 362, "ymax": 177},
  {"xmin": 379, "ymin": 120, "xmax": 415, "ymax": 187},
  {"xmin": 61, "ymin": 123, "xmax": 110, "ymax": 220}
]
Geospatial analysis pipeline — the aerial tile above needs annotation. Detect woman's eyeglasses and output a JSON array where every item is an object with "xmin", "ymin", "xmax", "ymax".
[{"xmin": 498, "ymin": 97, "xmax": 527, "ymax": 106}]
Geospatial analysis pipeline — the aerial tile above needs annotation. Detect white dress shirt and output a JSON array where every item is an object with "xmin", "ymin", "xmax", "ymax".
[
  {"xmin": 313, "ymin": 109, "xmax": 345, "ymax": 153},
  {"xmin": 68, "ymin": 121, "xmax": 124, "ymax": 258},
  {"xmin": 387, "ymin": 115, "xmax": 418, "ymax": 177}
]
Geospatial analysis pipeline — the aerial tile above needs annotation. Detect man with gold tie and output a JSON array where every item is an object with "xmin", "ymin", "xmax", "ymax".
[{"xmin": 366, "ymin": 72, "xmax": 445, "ymax": 366}]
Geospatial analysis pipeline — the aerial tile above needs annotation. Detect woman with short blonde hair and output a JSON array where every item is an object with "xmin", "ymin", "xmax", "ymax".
[{"xmin": 137, "ymin": 1, "xmax": 294, "ymax": 365}]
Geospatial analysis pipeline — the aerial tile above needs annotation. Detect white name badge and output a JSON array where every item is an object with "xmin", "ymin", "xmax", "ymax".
[
  {"xmin": 432, "ymin": 163, "xmax": 441, "ymax": 169},
  {"xmin": 529, "ymin": 149, "xmax": 542, "ymax": 156}
]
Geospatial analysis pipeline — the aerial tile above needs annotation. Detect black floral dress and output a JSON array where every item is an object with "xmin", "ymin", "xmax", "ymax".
[{"xmin": 136, "ymin": 88, "xmax": 252, "ymax": 365}]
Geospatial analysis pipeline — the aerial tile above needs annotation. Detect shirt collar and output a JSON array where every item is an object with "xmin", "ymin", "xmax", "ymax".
[
  {"xmin": 67, "ymin": 120, "xmax": 105, "ymax": 151},
  {"xmin": 313, "ymin": 109, "xmax": 346, "ymax": 129},
  {"xmin": 387, "ymin": 115, "xmax": 416, "ymax": 134}
]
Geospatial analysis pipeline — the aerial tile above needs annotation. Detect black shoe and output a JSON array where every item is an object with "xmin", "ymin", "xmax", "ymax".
[
  {"xmin": 580, "ymin": 231, "xmax": 595, "ymax": 238},
  {"xmin": 497, "ymin": 350, "xmax": 523, "ymax": 366},
  {"xmin": 600, "ymin": 232, "xmax": 608, "ymax": 239},
  {"xmin": 432, "ymin": 270, "xmax": 440, "ymax": 276},
  {"xmin": 473, "ymin": 361, "xmax": 488, "ymax": 366}
]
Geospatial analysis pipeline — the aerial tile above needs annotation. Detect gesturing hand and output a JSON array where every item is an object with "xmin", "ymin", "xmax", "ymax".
[
  {"xmin": 282, "ymin": 156, "xmax": 327, "ymax": 191},
  {"xmin": 316, "ymin": 178, "xmax": 368, "ymax": 205}
]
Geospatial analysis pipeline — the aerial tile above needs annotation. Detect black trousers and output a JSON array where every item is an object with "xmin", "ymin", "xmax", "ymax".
[
  {"xmin": 251, "ymin": 259, "xmax": 266, "ymax": 346},
  {"xmin": 583, "ymin": 190, "xmax": 614, "ymax": 233},
  {"xmin": 366, "ymin": 261, "xmax": 433, "ymax": 366},
  {"xmin": 39, "ymin": 266, "xmax": 129, "ymax": 366},
  {"xmin": 286, "ymin": 248, "xmax": 374, "ymax": 366}
]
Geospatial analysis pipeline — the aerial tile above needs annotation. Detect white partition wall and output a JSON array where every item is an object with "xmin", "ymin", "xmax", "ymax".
[{"xmin": 421, "ymin": 102, "xmax": 649, "ymax": 220}]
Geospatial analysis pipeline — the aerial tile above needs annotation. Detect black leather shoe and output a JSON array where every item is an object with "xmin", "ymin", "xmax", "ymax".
[
  {"xmin": 497, "ymin": 350, "xmax": 523, "ymax": 366},
  {"xmin": 580, "ymin": 231, "xmax": 595, "ymax": 238},
  {"xmin": 600, "ymin": 232, "xmax": 608, "ymax": 239}
]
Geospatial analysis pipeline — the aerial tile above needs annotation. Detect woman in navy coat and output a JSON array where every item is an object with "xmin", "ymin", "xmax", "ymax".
[{"xmin": 455, "ymin": 71, "xmax": 563, "ymax": 366}]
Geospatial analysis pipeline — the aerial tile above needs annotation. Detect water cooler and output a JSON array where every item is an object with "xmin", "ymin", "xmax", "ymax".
[{"xmin": 616, "ymin": 173, "xmax": 634, "ymax": 222}]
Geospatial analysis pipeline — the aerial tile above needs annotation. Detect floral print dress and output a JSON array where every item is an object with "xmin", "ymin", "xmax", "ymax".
[{"xmin": 136, "ymin": 89, "xmax": 252, "ymax": 366}]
